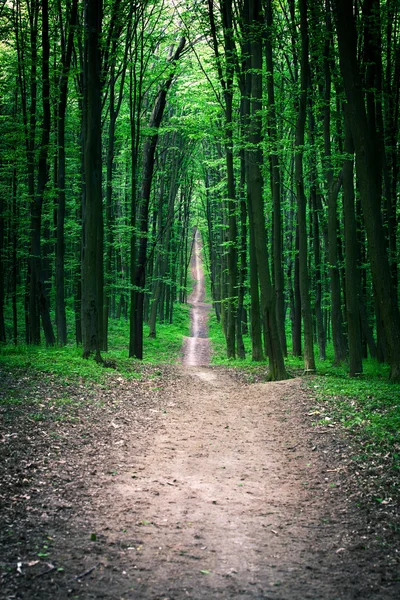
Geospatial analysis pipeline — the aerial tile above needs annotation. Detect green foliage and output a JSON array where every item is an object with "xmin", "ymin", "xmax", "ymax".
[
  {"xmin": 207, "ymin": 313, "xmax": 270, "ymax": 382},
  {"xmin": 0, "ymin": 302, "xmax": 190, "ymax": 383},
  {"xmin": 306, "ymin": 360, "xmax": 400, "ymax": 469}
]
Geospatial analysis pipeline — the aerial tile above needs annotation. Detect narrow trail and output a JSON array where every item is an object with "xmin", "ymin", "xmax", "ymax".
[
  {"xmin": 2, "ymin": 230, "xmax": 398, "ymax": 599},
  {"xmin": 182, "ymin": 228, "xmax": 212, "ymax": 368},
  {"xmin": 87, "ymin": 230, "xmax": 395, "ymax": 599}
]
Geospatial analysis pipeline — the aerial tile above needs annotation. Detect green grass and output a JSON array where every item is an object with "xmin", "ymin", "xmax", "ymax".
[
  {"xmin": 307, "ymin": 362, "xmax": 400, "ymax": 466},
  {"xmin": 208, "ymin": 313, "xmax": 259, "ymax": 367},
  {"xmin": 109, "ymin": 301, "xmax": 190, "ymax": 362},
  {"xmin": 0, "ymin": 302, "xmax": 190, "ymax": 385}
]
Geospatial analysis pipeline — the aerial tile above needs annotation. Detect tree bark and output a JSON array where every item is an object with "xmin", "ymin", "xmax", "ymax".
[
  {"xmin": 343, "ymin": 107, "xmax": 363, "ymax": 376},
  {"xmin": 0, "ymin": 186, "xmax": 5, "ymax": 342},
  {"xmin": 236, "ymin": 152, "xmax": 247, "ymax": 359},
  {"xmin": 334, "ymin": 0, "xmax": 400, "ymax": 381},
  {"xmin": 82, "ymin": 0, "xmax": 103, "ymax": 361},
  {"xmin": 56, "ymin": 0, "xmax": 78, "ymax": 346},
  {"xmin": 265, "ymin": 0, "xmax": 287, "ymax": 357},
  {"xmin": 295, "ymin": 0, "xmax": 315, "ymax": 372},
  {"xmin": 240, "ymin": 1, "xmax": 263, "ymax": 361},
  {"xmin": 323, "ymin": 7, "xmax": 346, "ymax": 363},
  {"xmin": 247, "ymin": 0, "xmax": 287, "ymax": 380},
  {"xmin": 208, "ymin": 0, "xmax": 238, "ymax": 359},
  {"xmin": 30, "ymin": 0, "xmax": 55, "ymax": 347}
]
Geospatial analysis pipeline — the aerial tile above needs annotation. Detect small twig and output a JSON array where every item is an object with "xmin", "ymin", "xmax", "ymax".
[
  {"xmin": 72, "ymin": 563, "xmax": 99, "ymax": 581},
  {"xmin": 35, "ymin": 566, "xmax": 56, "ymax": 578}
]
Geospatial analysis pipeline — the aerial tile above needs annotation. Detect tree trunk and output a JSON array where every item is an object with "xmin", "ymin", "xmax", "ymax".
[
  {"xmin": 82, "ymin": 0, "xmax": 103, "ymax": 361},
  {"xmin": 295, "ymin": 0, "xmax": 315, "ymax": 372},
  {"xmin": 236, "ymin": 154, "xmax": 247, "ymax": 359},
  {"xmin": 103, "ymin": 67, "xmax": 116, "ymax": 352},
  {"xmin": 293, "ymin": 223, "xmax": 302, "ymax": 356},
  {"xmin": 208, "ymin": 0, "xmax": 238, "ymax": 359},
  {"xmin": 30, "ymin": 0, "xmax": 55, "ymax": 347},
  {"xmin": 12, "ymin": 166, "xmax": 18, "ymax": 344},
  {"xmin": 0, "ymin": 188, "xmax": 5, "ymax": 342},
  {"xmin": 55, "ymin": 0, "xmax": 78, "ymax": 346},
  {"xmin": 247, "ymin": 0, "xmax": 287, "ymax": 380},
  {"xmin": 240, "ymin": 3, "xmax": 263, "ymax": 361},
  {"xmin": 129, "ymin": 37, "xmax": 186, "ymax": 359},
  {"xmin": 334, "ymin": 0, "xmax": 400, "ymax": 381},
  {"xmin": 265, "ymin": 0, "xmax": 286, "ymax": 357},
  {"xmin": 323, "ymin": 8, "xmax": 346, "ymax": 363},
  {"xmin": 343, "ymin": 107, "xmax": 363, "ymax": 376}
]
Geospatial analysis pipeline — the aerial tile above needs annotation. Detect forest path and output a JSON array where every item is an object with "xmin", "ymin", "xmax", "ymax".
[
  {"xmin": 2, "ymin": 231, "xmax": 398, "ymax": 599},
  {"xmin": 182, "ymin": 228, "xmax": 212, "ymax": 367},
  {"xmin": 75, "ymin": 230, "xmax": 395, "ymax": 599},
  {"xmin": 103, "ymin": 370, "xmax": 356, "ymax": 600}
]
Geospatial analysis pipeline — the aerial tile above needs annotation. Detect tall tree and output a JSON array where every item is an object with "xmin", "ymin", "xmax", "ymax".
[
  {"xmin": 343, "ymin": 106, "xmax": 363, "ymax": 376},
  {"xmin": 322, "ymin": 0, "xmax": 346, "ymax": 364},
  {"xmin": 29, "ymin": 0, "xmax": 55, "ymax": 346},
  {"xmin": 82, "ymin": 0, "xmax": 103, "ymax": 361},
  {"xmin": 55, "ymin": 0, "xmax": 78, "ymax": 346},
  {"xmin": 246, "ymin": 0, "xmax": 287, "ymax": 380},
  {"xmin": 129, "ymin": 37, "xmax": 186, "ymax": 360},
  {"xmin": 334, "ymin": 0, "xmax": 400, "ymax": 381},
  {"xmin": 239, "ymin": 0, "xmax": 263, "ymax": 361},
  {"xmin": 295, "ymin": 0, "xmax": 315, "ymax": 372},
  {"xmin": 207, "ymin": 0, "xmax": 238, "ymax": 359},
  {"xmin": 265, "ymin": 0, "xmax": 287, "ymax": 357}
]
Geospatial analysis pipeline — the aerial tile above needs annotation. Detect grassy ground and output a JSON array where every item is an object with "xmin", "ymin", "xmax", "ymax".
[{"xmin": 0, "ymin": 303, "xmax": 190, "ymax": 386}]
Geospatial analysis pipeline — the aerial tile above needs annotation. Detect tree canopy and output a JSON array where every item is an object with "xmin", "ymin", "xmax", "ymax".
[{"xmin": 0, "ymin": 0, "xmax": 399, "ymax": 381}]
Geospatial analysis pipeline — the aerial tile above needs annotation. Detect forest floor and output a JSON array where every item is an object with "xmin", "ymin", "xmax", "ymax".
[{"xmin": 1, "ymin": 234, "xmax": 399, "ymax": 599}]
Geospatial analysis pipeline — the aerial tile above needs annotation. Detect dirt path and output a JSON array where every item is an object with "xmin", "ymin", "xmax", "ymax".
[
  {"xmin": 1, "ymin": 231, "xmax": 399, "ymax": 599},
  {"xmin": 103, "ymin": 371, "xmax": 357, "ymax": 599},
  {"xmin": 182, "ymin": 229, "xmax": 211, "ymax": 367}
]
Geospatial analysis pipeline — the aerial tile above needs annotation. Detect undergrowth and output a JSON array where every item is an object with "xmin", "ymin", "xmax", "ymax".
[{"xmin": 0, "ymin": 302, "xmax": 190, "ymax": 387}]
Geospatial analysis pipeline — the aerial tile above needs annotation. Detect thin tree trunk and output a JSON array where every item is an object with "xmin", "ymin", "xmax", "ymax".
[
  {"xmin": 295, "ymin": 0, "xmax": 315, "ymax": 372},
  {"xmin": 12, "ymin": 166, "xmax": 18, "ymax": 344},
  {"xmin": 208, "ymin": 0, "xmax": 237, "ymax": 358},
  {"xmin": 82, "ymin": 0, "xmax": 103, "ymax": 361},
  {"xmin": 30, "ymin": 0, "xmax": 55, "ymax": 347},
  {"xmin": 247, "ymin": 0, "xmax": 287, "ymax": 380},
  {"xmin": 323, "ymin": 6, "xmax": 346, "ymax": 363},
  {"xmin": 129, "ymin": 37, "xmax": 186, "ymax": 359},
  {"xmin": 240, "ymin": 3, "xmax": 263, "ymax": 361},
  {"xmin": 55, "ymin": 0, "xmax": 78, "ymax": 346},
  {"xmin": 236, "ymin": 154, "xmax": 247, "ymax": 359},
  {"xmin": 265, "ymin": 0, "xmax": 286, "ymax": 357},
  {"xmin": 0, "ymin": 189, "xmax": 5, "ymax": 342},
  {"xmin": 103, "ymin": 67, "xmax": 116, "ymax": 352},
  {"xmin": 293, "ymin": 223, "xmax": 302, "ymax": 355},
  {"xmin": 343, "ymin": 107, "xmax": 363, "ymax": 376}
]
